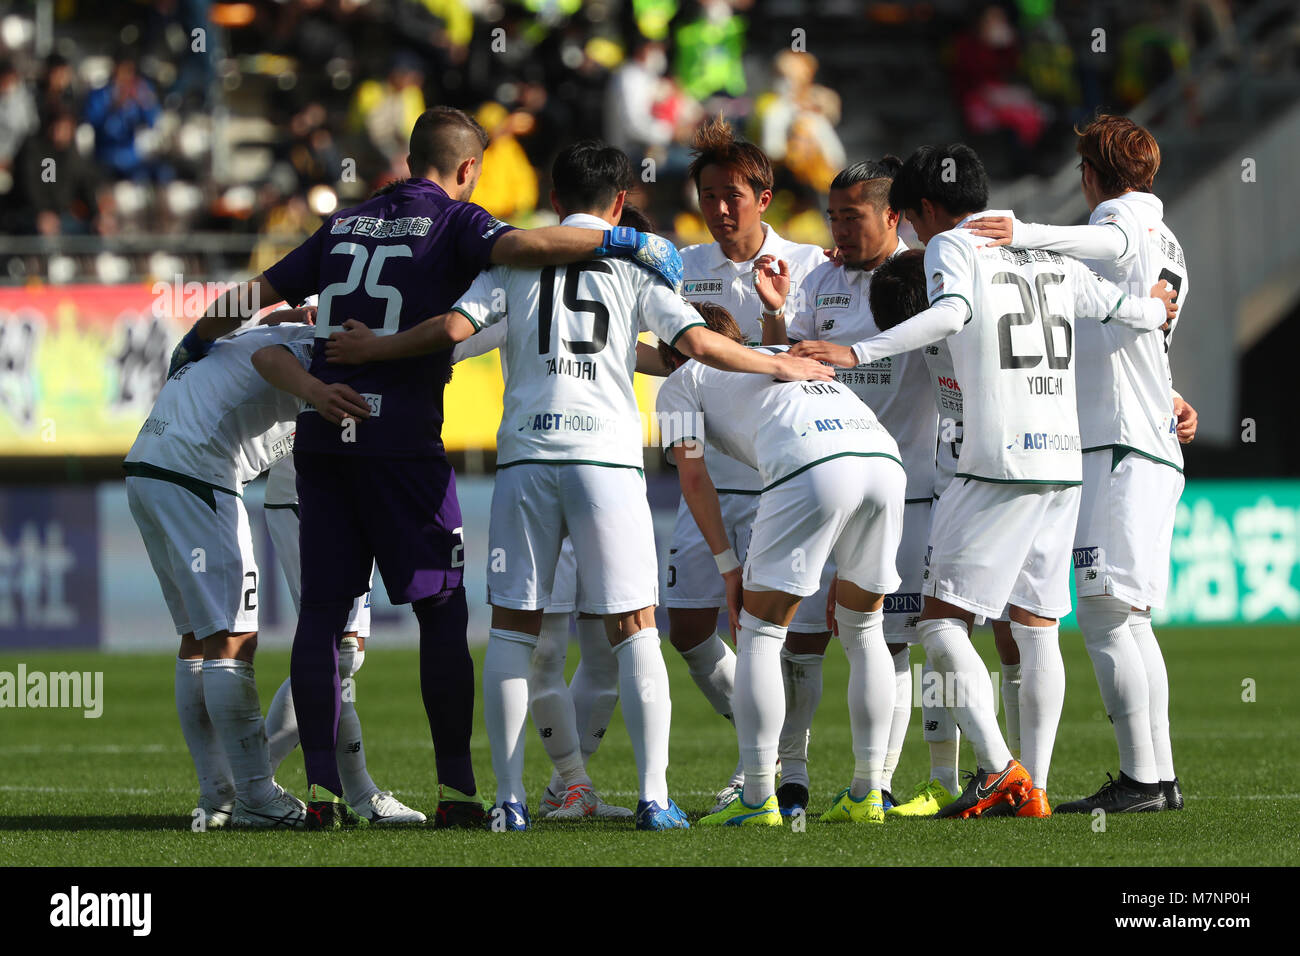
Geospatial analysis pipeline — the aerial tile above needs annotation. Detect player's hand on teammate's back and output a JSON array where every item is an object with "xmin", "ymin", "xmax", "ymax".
[
  {"xmin": 787, "ymin": 339, "xmax": 858, "ymax": 369},
  {"xmin": 753, "ymin": 255, "xmax": 790, "ymax": 312},
  {"xmin": 772, "ymin": 351, "xmax": 837, "ymax": 382},
  {"xmin": 962, "ymin": 215, "xmax": 1014, "ymax": 247},
  {"xmin": 1173, "ymin": 394, "xmax": 1198, "ymax": 443},
  {"xmin": 594, "ymin": 226, "xmax": 683, "ymax": 291},
  {"xmin": 308, "ymin": 380, "xmax": 372, "ymax": 426},
  {"xmin": 326, "ymin": 319, "xmax": 377, "ymax": 365},
  {"xmin": 1150, "ymin": 279, "xmax": 1178, "ymax": 325}
]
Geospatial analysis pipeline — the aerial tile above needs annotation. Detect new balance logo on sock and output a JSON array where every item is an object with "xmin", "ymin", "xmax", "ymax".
[
  {"xmin": 50, "ymin": 886, "xmax": 151, "ymax": 936},
  {"xmin": 345, "ymin": 741, "xmax": 361, "ymax": 753},
  {"xmin": 925, "ymin": 720, "xmax": 938, "ymax": 732}
]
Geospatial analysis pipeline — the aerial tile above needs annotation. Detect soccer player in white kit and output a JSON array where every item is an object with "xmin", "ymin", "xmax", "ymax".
[
  {"xmin": 794, "ymin": 144, "xmax": 1178, "ymax": 818},
  {"xmin": 754, "ymin": 157, "xmax": 937, "ymax": 813},
  {"xmin": 657, "ymin": 303, "xmax": 906, "ymax": 826},
  {"xmin": 670, "ymin": 117, "xmax": 828, "ymax": 810},
  {"xmin": 964, "ymin": 115, "xmax": 1196, "ymax": 813},
  {"xmin": 324, "ymin": 141, "xmax": 832, "ymax": 829},
  {"xmin": 125, "ymin": 319, "xmax": 327, "ymax": 829}
]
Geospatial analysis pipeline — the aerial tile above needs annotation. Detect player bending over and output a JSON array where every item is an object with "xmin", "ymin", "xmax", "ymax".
[{"xmin": 794, "ymin": 143, "xmax": 1176, "ymax": 818}]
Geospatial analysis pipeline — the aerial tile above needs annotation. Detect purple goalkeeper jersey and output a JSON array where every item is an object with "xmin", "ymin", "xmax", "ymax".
[{"xmin": 264, "ymin": 178, "xmax": 514, "ymax": 456}]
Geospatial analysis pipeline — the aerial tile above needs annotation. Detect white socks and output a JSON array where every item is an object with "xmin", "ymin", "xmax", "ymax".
[
  {"xmin": 201, "ymin": 658, "xmax": 275, "ymax": 806},
  {"xmin": 1009, "ymin": 620, "xmax": 1065, "ymax": 791},
  {"xmin": 529, "ymin": 613, "xmax": 590, "ymax": 789},
  {"xmin": 174, "ymin": 658, "xmax": 235, "ymax": 806},
  {"xmin": 918, "ymin": 618, "xmax": 1011, "ymax": 771},
  {"xmin": 265, "ymin": 639, "xmax": 378, "ymax": 804},
  {"xmin": 1128, "ymin": 608, "xmax": 1176, "ymax": 779},
  {"xmin": 681, "ymin": 633, "xmax": 737, "ymax": 719},
  {"xmin": 1077, "ymin": 595, "xmax": 1158, "ymax": 783},
  {"xmin": 1000, "ymin": 661, "xmax": 1022, "ymax": 758},
  {"xmin": 612, "ymin": 628, "xmax": 671, "ymax": 806},
  {"xmin": 776, "ymin": 646, "xmax": 823, "ymax": 790},
  {"xmin": 735, "ymin": 610, "xmax": 787, "ymax": 805},
  {"xmin": 837, "ymin": 606, "xmax": 894, "ymax": 797},
  {"xmin": 571, "ymin": 617, "xmax": 620, "ymax": 767},
  {"xmin": 883, "ymin": 644, "xmax": 912, "ymax": 792},
  {"xmin": 921, "ymin": 658, "xmax": 961, "ymax": 795},
  {"xmin": 484, "ymin": 629, "xmax": 534, "ymax": 805}
]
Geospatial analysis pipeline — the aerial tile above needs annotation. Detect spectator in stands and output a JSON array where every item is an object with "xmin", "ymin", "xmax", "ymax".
[
  {"xmin": 11, "ymin": 111, "xmax": 101, "ymax": 236},
  {"xmin": 0, "ymin": 60, "xmax": 38, "ymax": 172},
  {"xmin": 604, "ymin": 39, "xmax": 675, "ymax": 161},
  {"xmin": 466, "ymin": 101, "xmax": 538, "ymax": 221},
  {"xmin": 38, "ymin": 53, "xmax": 81, "ymax": 117},
  {"xmin": 755, "ymin": 51, "xmax": 845, "ymax": 194},
  {"xmin": 349, "ymin": 52, "xmax": 426, "ymax": 178},
  {"xmin": 674, "ymin": 0, "xmax": 748, "ymax": 101},
  {"xmin": 83, "ymin": 55, "xmax": 164, "ymax": 181}
]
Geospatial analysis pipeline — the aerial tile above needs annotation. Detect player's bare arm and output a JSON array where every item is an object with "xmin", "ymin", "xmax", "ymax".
[
  {"xmin": 753, "ymin": 255, "xmax": 791, "ymax": 346},
  {"xmin": 1173, "ymin": 391, "xmax": 1198, "ymax": 443},
  {"xmin": 793, "ymin": 294, "xmax": 968, "ymax": 367},
  {"xmin": 251, "ymin": 344, "xmax": 372, "ymax": 425},
  {"xmin": 674, "ymin": 326, "xmax": 833, "ymax": 381},
  {"xmin": 168, "ymin": 273, "xmax": 286, "ymax": 374},
  {"xmin": 635, "ymin": 340, "xmax": 670, "ymax": 376},
  {"xmin": 325, "ymin": 311, "xmax": 477, "ymax": 365},
  {"xmin": 672, "ymin": 442, "xmax": 742, "ymax": 640},
  {"xmin": 489, "ymin": 226, "xmax": 608, "ymax": 266}
]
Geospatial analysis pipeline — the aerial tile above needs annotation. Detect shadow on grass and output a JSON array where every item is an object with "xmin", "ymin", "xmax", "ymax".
[{"xmin": 0, "ymin": 815, "xmax": 185, "ymax": 831}]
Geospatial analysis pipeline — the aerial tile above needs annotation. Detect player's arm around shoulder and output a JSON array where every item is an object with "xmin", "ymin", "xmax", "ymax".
[
  {"xmin": 251, "ymin": 343, "xmax": 371, "ymax": 426},
  {"xmin": 1069, "ymin": 257, "xmax": 1176, "ymax": 332}
]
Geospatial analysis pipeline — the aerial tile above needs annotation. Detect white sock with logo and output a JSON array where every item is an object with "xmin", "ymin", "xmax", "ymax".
[
  {"xmin": 882, "ymin": 644, "xmax": 912, "ymax": 792},
  {"xmin": 1000, "ymin": 661, "xmax": 1022, "ymax": 759},
  {"xmin": 1128, "ymin": 609, "xmax": 1176, "ymax": 779},
  {"xmin": 921, "ymin": 658, "xmax": 961, "ymax": 795},
  {"xmin": 334, "ymin": 639, "xmax": 378, "ymax": 805},
  {"xmin": 484, "ymin": 629, "xmax": 535, "ymax": 806},
  {"xmin": 837, "ymin": 606, "xmax": 894, "ymax": 796},
  {"xmin": 202, "ymin": 658, "xmax": 276, "ymax": 806},
  {"xmin": 1077, "ymin": 596, "xmax": 1158, "ymax": 783},
  {"xmin": 777, "ymin": 646, "xmax": 823, "ymax": 790},
  {"xmin": 681, "ymin": 632, "xmax": 737, "ymax": 719},
  {"xmin": 174, "ymin": 658, "xmax": 234, "ymax": 806},
  {"xmin": 529, "ymin": 613, "xmax": 591, "ymax": 789},
  {"xmin": 1009, "ymin": 621, "xmax": 1065, "ymax": 791},
  {"xmin": 612, "ymin": 628, "xmax": 671, "ymax": 806},
  {"xmin": 572, "ymin": 617, "xmax": 620, "ymax": 768},
  {"xmin": 918, "ymin": 618, "xmax": 1011, "ymax": 771},
  {"xmin": 735, "ymin": 610, "xmax": 787, "ymax": 806}
]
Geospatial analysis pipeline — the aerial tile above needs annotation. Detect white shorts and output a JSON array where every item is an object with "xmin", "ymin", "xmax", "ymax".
[
  {"xmin": 546, "ymin": 537, "xmax": 580, "ymax": 615},
  {"xmin": 488, "ymin": 463, "xmax": 658, "ymax": 614},
  {"xmin": 127, "ymin": 475, "xmax": 259, "ymax": 640},
  {"xmin": 663, "ymin": 492, "xmax": 759, "ymax": 609},
  {"xmin": 744, "ymin": 455, "xmax": 905, "ymax": 599},
  {"xmin": 265, "ymin": 503, "xmax": 372, "ymax": 637},
  {"xmin": 788, "ymin": 559, "xmax": 836, "ymax": 634},
  {"xmin": 923, "ymin": 479, "xmax": 1081, "ymax": 619},
  {"xmin": 1073, "ymin": 449, "xmax": 1184, "ymax": 609}
]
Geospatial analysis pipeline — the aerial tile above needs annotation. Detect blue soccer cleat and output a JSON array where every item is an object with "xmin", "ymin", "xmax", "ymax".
[
  {"xmin": 489, "ymin": 801, "xmax": 531, "ymax": 832},
  {"xmin": 635, "ymin": 798, "xmax": 690, "ymax": 830}
]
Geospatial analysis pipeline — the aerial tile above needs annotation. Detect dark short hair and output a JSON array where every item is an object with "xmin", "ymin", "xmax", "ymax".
[
  {"xmin": 551, "ymin": 139, "xmax": 633, "ymax": 212},
  {"xmin": 830, "ymin": 156, "xmax": 902, "ymax": 211},
  {"xmin": 869, "ymin": 249, "xmax": 928, "ymax": 331},
  {"xmin": 888, "ymin": 144, "xmax": 988, "ymax": 218},
  {"xmin": 618, "ymin": 203, "xmax": 657, "ymax": 233},
  {"xmin": 658, "ymin": 301, "xmax": 745, "ymax": 369},
  {"xmin": 408, "ymin": 107, "xmax": 488, "ymax": 177}
]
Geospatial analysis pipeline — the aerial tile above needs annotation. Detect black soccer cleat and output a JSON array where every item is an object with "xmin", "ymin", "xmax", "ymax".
[
  {"xmin": 1055, "ymin": 772, "xmax": 1166, "ymax": 814},
  {"xmin": 776, "ymin": 781, "xmax": 809, "ymax": 817},
  {"xmin": 1161, "ymin": 777, "xmax": 1184, "ymax": 811},
  {"xmin": 304, "ymin": 784, "xmax": 367, "ymax": 830},
  {"xmin": 434, "ymin": 798, "xmax": 490, "ymax": 830}
]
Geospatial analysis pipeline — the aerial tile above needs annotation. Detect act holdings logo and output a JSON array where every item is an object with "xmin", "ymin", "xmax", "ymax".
[{"xmin": 49, "ymin": 886, "xmax": 151, "ymax": 936}]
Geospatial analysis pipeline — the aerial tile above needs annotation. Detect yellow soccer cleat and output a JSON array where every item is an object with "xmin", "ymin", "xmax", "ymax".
[
  {"xmin": 884, "ymin": 778, "xmax": 957, "ymax": 818},
  {"xmin": 820, "ymin": 787, "xmax": 885, "ymax": 824},
  {"xmin": 698, "ymin": 792, "xmax": 783, "ymax": 827}
]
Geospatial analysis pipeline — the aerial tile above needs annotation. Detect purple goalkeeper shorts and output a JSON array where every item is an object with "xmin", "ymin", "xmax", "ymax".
[{"xmin": 294, "ymin": 452, "xmax": 465, "ymax": 605}]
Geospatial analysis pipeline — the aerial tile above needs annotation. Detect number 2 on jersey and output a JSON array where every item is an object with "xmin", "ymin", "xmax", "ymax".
[
  {"xmin": 994, "ymin": 271, "xmax": 1072, "ymax": 371},
  {"xmin": 537, "ymin": 261, "xmax": 612, "ymax": 355}
]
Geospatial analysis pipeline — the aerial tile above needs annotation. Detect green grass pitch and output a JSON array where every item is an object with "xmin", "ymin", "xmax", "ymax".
[{"xmin": 2, "ymin": 625, "xmax": 1297, "ymax": 866}]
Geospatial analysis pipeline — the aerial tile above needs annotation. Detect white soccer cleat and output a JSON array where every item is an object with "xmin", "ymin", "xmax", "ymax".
[
  {"xmin": 195, "ymin": 793, "xmax": 235, "ymax": 829},
  {"xmin": 351, "ymin": 790, "xmax": 427, "ymax": 826},
  {"xmin": 549, "ymin": 782, "xmax": 599, "ymax": 820},
  {"xmin": 540, "ymin": 786, "xmax": 564, "ymax": 819},
  {"xmin": 709, "ymin": 782, "xmax": 742, "ymax": 815},
  {"xmin": 592, "ymin": 792, "xmax": 635, "ymax": 819},
  {"xmin": 231, "ymin": 783, "xmax": 308, "ymax": 830}
]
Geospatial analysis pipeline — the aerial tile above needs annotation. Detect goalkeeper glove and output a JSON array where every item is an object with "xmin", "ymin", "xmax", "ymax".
[
  {"xmin": 595, "ymin": 227, "xmax": 683, "ymax": 292},
  {"xmin": 167, "ymin": 325, "xmax": 213, "ymax": 378}
]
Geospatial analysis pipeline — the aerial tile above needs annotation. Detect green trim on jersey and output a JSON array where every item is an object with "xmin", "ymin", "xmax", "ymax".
[
  {"xmin": 1082, "ymin": 443, "xmax": 1184, "ymax": 475},
  {"xmin": 716, "ymin": 488, "xmax": 762, "ymax": 496},
  {"xmin": 905, "ymin": 496, "xmax": 934, "ymax": 505},
  {"xmin": 669, "ymin": 321, "xmax": 707, "ymax": 348},
  {"xmin": 953, "ymin": 471, "xmax": 1082, "ymax": 487},
  {"xmin": 122, "ymin": 461, "xmax": 238, "ymax": 511},
  {"xmin": 1103, "ymin": 219, "xmax": 1129, "ymax": 260},
  {"xmin": 497, "ymin": 458, "xmax": 644, "ymax": 476},
  {"xmin": 452, "ymin": 306, "xmax": 483, "ymax": 331},
  {"xmin": 932, "ymin": 293, "xmax": 973, "ymax": 324},
  {"xmin": 765, "ymin": 451, "xmax": 903, "ymax": 492},
  {"xmin": 264, "ymin": 502, "xmax": 301, "ymax": 518}
]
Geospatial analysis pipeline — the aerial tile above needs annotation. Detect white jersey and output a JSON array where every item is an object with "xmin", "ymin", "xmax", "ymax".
[
  {"xmin": 679, "ymin": 222, "xmax": 826, "ymax": 493},
  {"xmin": 919, "ymin": 339, "xmax": 963, "ymax": 497},
  {"xmin": 453, "ymin": 212, "xmax": 702, "ymax": 469},
  {"xmin": 656, "ymin": 345, "xmax": 901, "ymax": 491},
  {"xmin": 922, "ymin": 212, "xmax": 1167, "ymax": 485},
  {"xmin": 125, "ymin": 323, "xmax": 314, "ymax": 492},
  {"xmin": 1078, "ymin": 193, "xmax": 1186, "ymax": 469},
  {"xmin": 789, "ymin": 239, "xmax": 937, "ymax": 500}
]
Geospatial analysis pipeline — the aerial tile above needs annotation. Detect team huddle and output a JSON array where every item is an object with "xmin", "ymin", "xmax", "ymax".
[{"xmin": 126, "ymin": 105, "xmax": 1195, "ymax": 831}]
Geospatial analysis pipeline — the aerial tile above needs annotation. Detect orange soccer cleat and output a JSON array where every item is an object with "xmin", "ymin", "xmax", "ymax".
[
  {"xmin": 984, "ymin": 786, "xmax": 1052, "ymax": 818},
  {"xmin": 934, "ymin": 759, "xmax": 1034, "ymax": 819}
]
